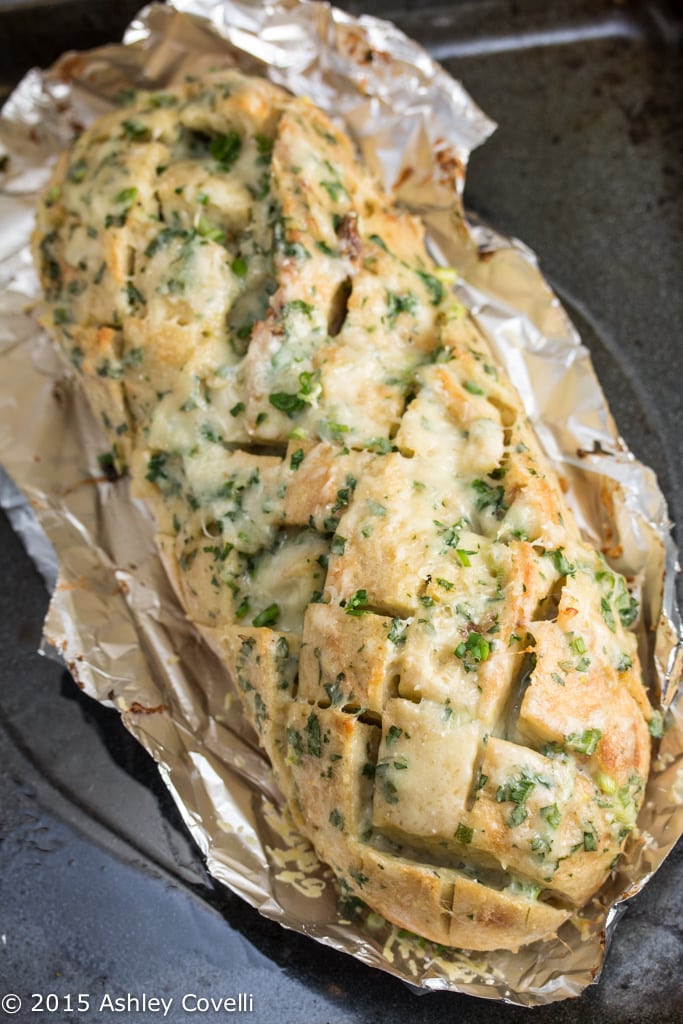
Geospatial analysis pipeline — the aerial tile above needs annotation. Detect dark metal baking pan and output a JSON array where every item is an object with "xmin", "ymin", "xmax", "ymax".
[{"xmin": 1, "ymin": 2, "xmax": 681, "ymax": 1021}]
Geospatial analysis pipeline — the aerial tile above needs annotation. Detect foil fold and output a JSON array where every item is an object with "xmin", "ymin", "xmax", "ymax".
[{"xmin": 0, "ymin": 0, "xmax": 681, "ymax": 1006}]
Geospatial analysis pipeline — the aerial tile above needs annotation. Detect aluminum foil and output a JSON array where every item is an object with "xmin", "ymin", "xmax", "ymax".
[{"xmin": 0, "ymin": 0, "xmax": 681, "ymax": 1007}]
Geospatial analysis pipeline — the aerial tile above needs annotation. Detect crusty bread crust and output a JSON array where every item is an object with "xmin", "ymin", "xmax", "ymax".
[{"xmin": 33, "ymin": 70, "xmax": 653, "ymax": 951}]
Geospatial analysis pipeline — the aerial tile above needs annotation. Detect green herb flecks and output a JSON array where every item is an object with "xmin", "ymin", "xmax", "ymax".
[
  {"xmin": 252, "ymin": 603, "xmax": 280, "ymax": 628},
  {"xmin": 471, "ymin": 478, "xmax": 508, "ymax": 519},
  {"xmin": 344, "ymin": 590, "xmax": 369, "ymax": 616},
  {"xmin": 454, "ymin": 632, "xmax": 490, "ymax": 672},
  {"xmin": 306, "ymin": 712, "xmax": 321, "ymax": 757},
  {"xmin": 210, "ymin": 130, "xmax": 241, "ymax": 170},
  {"xmin": 565, "ymin": 728, "xmax": 602, "ymax": 756}
]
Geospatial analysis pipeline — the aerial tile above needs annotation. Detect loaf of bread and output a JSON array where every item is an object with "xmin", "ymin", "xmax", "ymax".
[{"xmin": 33, "ymin": 70, "xmax": 655, "ymax": 952}]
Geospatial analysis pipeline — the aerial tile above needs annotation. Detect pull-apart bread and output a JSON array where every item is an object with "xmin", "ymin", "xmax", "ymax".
[{"xmin": 33, "ymin": 70, "xmax": 655, "ymax": 952}]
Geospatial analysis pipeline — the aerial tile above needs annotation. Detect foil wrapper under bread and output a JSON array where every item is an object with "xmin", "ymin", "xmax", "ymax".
[{"xmin": 0, "ymin": 0, "xmax": 681, "ymax": 1006}]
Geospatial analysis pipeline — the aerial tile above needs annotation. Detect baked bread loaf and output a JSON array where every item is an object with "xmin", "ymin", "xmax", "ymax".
[{"xmin": 33, "ymin": 69, "xmax": 655, "ymax": 952}]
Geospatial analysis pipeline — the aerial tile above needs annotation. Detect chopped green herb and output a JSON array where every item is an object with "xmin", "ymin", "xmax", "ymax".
[
  {"xmin": 269, "ymin": 391, "xmax": 306, "ymax": 417},
  {"xmin": 565, "ymin": 728, "xmax": 602, "ymax": 756},
  {"xmin": 471, "ymin": 478, "xmax": 508, "ymax": 518},
  {"xmin": 104, "ymin": 211, "xmax": 128, "ymax": 229},
  {"xmin": 306, "ymin": 712, "xmax": 321, "ymax": 757},
  {"xmin": 416, "ymin": 269, "xmax": 444, "ymax": 305},
  {"xmin": 386, "ymin": 725, "xmax": 404, "ymax": 746},
  {"xmin": 454, "ymin": 822, "xmax": 473, "ymax": 845},
  {"xmin": 252, "ymin": 603, "xmax": 280, "ymax": 628},
  {"xmin": 454, "ymin": 632, "xmax": 490, "ymax": 671},
  {"xmin": 113, "ymin": 187, "xmax": 137, "ymax": 205},
  {"xmin": 290, "ymin": 448, "xmax": 305, "ymax": 471},
  {"xmin": 597, "ymin": 772, "xmax": 617, "ymax": 794},
  {"xmin": 386, "ymin": 290, "xmax": 418, "ymax": 325},
  {"xmin": 146, "ymin": 452, "xmax": 168, "ymax": 483},
  {"xmin": 230, "ymin": 401, "xmax": 245, "ymax": 418},
  {"xmin": 496, "ymin": 770, "xmax": 537, "ymax": 828},
  {"xmin": 366, "ymin": 499, "xmax": 386, "ymax": 517},
  {"xmin": 616, "ymin": 583, "xmax": 638, "ymax": 627},
  {"xmin": 125, "ymin": 283, "xmax": 146, "ymax": 308},
  {"xmin": 568, "ymin": 634, "xmax": 588, "ymax": 656},
  {"xmin": 231, "ymin": 256, "xmax": 248, "ymax": 277},
  {"xmin": 67, "ymin": 160, "xmax": 88, "ymax": 183},
  {"xmin": 344, "ymin": 590, "xmax": 369, "ymax": 616},
  {"xmin": 464, "ymin": 381, "xmax": 485, "ymax": 396},
  {"xmin": 583, "ymin": 829, "xmax": 597, "ymax": 852},
  {"xmin": 44, "ymin": 184, "xmax": 61, "ymax": 207},
  {"xmin": 329, "ymin": 808, "xmax": 344, "ymax": 830},
  {"xmin": 145, "ymin": 226, "xmax": 192, "ymax": 258},
  {"xmin": 255, "ymin": 133, "xmax": 274, "ymax": 163},
  {"xmin": 53, "ymin": 307, "xmax": 71, "ymax": 326},
  {"xmin": 546, "ymin": 547, "xmax": 576, "ymax": 577},
  {"xmin": 509, "ymin": 804, "xmax": 529, "ymax": 827},
  {"xmin": 197, "ymin": 217, "xmax": 225, "ymax": 243},
  {"xmin": 320, "ymin": 179, "xmax": 348, "ymax": 203},
  {"xmin": 364, "ymin": 436, "xmax": 392, "ymax": 454},
  {"xmin": 530, "ymin": 835, "xmax": 551, "ymax": 857},
  {"xmin": 209, "ymin": 130, "xmax": 241, "ymax": 170},
  {"xmin": 600, "ymin": 596, "xmax": 616, "ymax": 631},
  {"xmin": 387, "ymin": 618, "xmax": 407, "ymax": 645},
  {"xmin": 540, "ymin": 803, "xmax": 560, "ymax": 829},
  {"xmin": 287, "ymin": 726, "xmax": 303, "ymax": 763},
  {"xmin": 331, "ymin": 535, "xmax": 347, "ymax": 556},
  {"xmin": 320, "ymin": 420, "xmax": 350, "ymax": 442},
  {"xmin": 617, "ymin": 653, "xmax": 633, "ymax": 672},
  {"xmin": 97, "ymin": 451, "xmax": 119, "ymax": 482},
  {"xmin": 283, "ymin": 299, "xmax": 314, "ymax": 318},
  {"xmin": 121, "ymin": 118, "xmax": 148, "ymax": 140}
]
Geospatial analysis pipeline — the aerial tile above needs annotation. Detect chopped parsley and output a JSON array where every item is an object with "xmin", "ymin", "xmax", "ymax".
[
  {"xmin": 471, "ymin": 478, "xmax": 508, "ymax": 518},
  {"xmin": 386, "ymin": 291, "xmax": 417, "ymax": 325},
  {"xmin": 329, "ymin": 808, "xmax": 344, "ymax": 830},
  {"xmin": 496, "ymin": 770, "xmax": 538, "ymax": 827},
  {"xmin": 306, "ymin": 712, "xmax": 321, "ymax": 757},
  {"xmin": 416, "ymin": 269, "xmax": 444, "ymax": 305},
  {"xmin": 540, "ymin": 803, "xmax": 561, "ymax": 829},
  {"xmin": 290, "ymin": 448, "xmax": 305, "ymax": 471},
  {"xmin": 387, "ymin": 618, "xmax": 407, "ymax": 645},
  {"xmin": 454, "ymin": 822, "xmax": 473, "ymax": 844},
  {"xmin": 344, "ymin": 590, "xmax": 369, "ymax": 616},
  {"xmin": 386, "ymin": 725, "xmax": 404, "ymax": 746},
  {"xmin": 209, "ymin": 130, "xmax": 241, "ymax": 170}
]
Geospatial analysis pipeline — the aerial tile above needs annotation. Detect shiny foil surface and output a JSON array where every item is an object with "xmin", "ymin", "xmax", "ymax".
[{"xmin": 0, "ymin": 0, "xmax": 681, "ymax": 1006}]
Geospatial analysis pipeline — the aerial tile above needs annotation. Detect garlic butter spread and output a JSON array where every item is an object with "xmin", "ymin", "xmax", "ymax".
[{"xmin": 33, "ymin": 70, "xmax": 656, "ymax": 952}]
